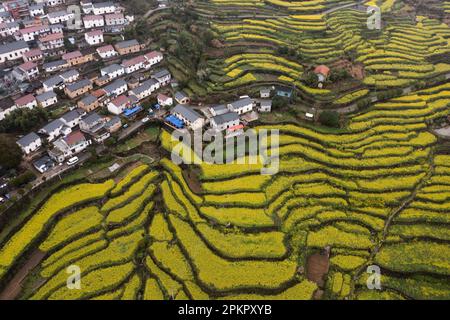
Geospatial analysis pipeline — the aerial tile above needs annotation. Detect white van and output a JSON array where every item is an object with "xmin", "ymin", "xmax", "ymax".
[{"xmin": 66, "ymin": 156, "xmax": 79, "ymax": 166}]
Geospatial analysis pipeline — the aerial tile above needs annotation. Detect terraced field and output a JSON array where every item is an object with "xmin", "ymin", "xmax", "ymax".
[
  {"xmin": 165, "ymin": 0, "xmax": 450, "ymax": 103},
  {"xmin": 0, "ymin": 78, "xmax": 449, "ymax": 299}
]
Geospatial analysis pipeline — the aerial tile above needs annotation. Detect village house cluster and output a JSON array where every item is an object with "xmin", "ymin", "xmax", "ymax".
[
  {"xmin": 0, "ymin": 0, "xmax": 175, "ymax": 173},
  {"xmin": 0, "ymin": 0, "xmax": 278, "ymax": 183},
  {"xmin": 165, "ymin": 88, "xmax": 274, "ymax": 138}
]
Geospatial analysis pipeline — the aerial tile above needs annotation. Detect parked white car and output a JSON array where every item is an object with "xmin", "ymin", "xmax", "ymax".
[{"xmin": 66, "ymin": 156, "xmax": 79, "ymax": 166}]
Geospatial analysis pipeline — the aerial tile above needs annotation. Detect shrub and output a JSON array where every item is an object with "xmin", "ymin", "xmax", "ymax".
[
  {"xmin": 10, "ymin": 171, "xmax": 36, "ymax": 188},
  {"xmin": 318, "ymin": 111, "xmax": 340, "ymax": 128}
]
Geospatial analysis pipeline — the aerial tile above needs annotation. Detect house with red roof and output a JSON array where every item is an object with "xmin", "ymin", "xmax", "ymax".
[
  {"xmin": 49, "ymin": 130, "xmax": 92, "ymax": 163},
  {"xmin": 85, "ymin": 30, "xmax": 104, "ymax": 45},
  {"xmin": 14, "ymin": 94, "xmax": 37, "ymax": 109},
  {"xmin": 38, "ymin": 32, "xmax": 64, "ymax": 51},
  {"xmin": 122, "ymin": 55, "xmax": 146, "ymax": 74},
  {"xmin": 96, "ymin": 44, "xmax": 117, "ymax": 59},
  {"xmin": 23, "ymin": 48, "xmax": 43, "ymax": 62},
  {"xmin": 157, "ymin": 93, "xmax": 173, "ymax": 107},
  {"xmin": 13, "ymin": 61, "xmax": 39, "ymax": 81},
  {"xmin": 83, "ymin": 14, "xmax": 104, "ymax": 29},
  {"xmin": 15, "ymin": 25, "xmax": 50, "ymax": 42},
  {"xmin": 107, "ymin": 95, "xmax": 131, "ymax": 115},
  {"xmin": 62, "ymin": 50, "xmax": 94, "ymax": 66},
  {"xmin": 144, "ymin": 51, "xmax": 163, "ymax": 69},
  {"xmin": 314, "ymin": 65, "xmax": 331, "ymax": 83}
]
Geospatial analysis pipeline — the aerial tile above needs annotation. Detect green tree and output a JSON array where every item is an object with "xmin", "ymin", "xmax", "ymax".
[
  {"xmin": 318, "ymin": 111, "xmax": 340, "ymax": 128},
  {"xmin": 272, "ymin": 96, "xmax": 289, "ymax": 109},
  {"xmin": 0, "ymin": 108, "xmax": 49, "ymax": 134},
  {"xmin": 0, "ymin": 134, "xmax": 23, "ymax": 170}
]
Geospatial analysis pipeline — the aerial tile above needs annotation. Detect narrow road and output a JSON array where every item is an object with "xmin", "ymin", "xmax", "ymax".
[
  {"xmin": 143, "ymin": 6, "xmax": 171, "ymax": 19},
  {"xmin": 0, "ymin": 249, "xmax": 46, "ymax": 300}
]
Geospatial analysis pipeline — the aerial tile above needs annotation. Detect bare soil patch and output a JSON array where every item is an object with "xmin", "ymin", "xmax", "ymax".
[
  {"xmin": 0, "ymin": 249, "xmax": 46, "ymax": 300},
  {"xmin": 306, "ymin": 252, "xmax": 330, "ymax": 288}
]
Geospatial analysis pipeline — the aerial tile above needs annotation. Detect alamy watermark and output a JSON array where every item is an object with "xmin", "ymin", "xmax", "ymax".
[
  {"xmin": 66, "ymin": 265, "xmax": 81, "ymax": 290},
  {"xmin": 367, "ymin": 6, "xmax": 382, "ymax": 30},
  {"xmin": 366, "ymin": 265, "xmax": 382, "ymax": 290},
  {"xmin": 170, "ymin": 129, "xmax": 280, "ymax": 175}
]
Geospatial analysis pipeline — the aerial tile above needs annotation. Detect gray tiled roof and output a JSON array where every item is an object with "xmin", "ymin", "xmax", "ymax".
[
  {"xmin": 59, "ymin": 69, "xmax": 79, "ymax": 79},
  {"xmin": 82, "ymin": 112, "xmax": 102, "ymax": 126},
  {"xmin": 80, "ymin": 94, "xmax": 97, "ymax": 105},
  {"xmin": 41, "ymin": 119, "xmax": 63, "ymax": 133},
  {"xmin": 212, "ymin": 112, "xmax": 239, "ymax": 126},
  {"xmin": 174, "ymin": 91, "xmax": 188, "ymax": 101},
  {"xmin": 103, "ymin": 78, "xmax": 126, "ymax": 93},
  {"xmin": 104, "ymin": 116, "xmax": 121, "ymax": 129},
  {"xmin": 229, "ymin": 97, "xmax": 252, "ymax": 110},
  {"xmin": 115, "ymin": 39, "xmax": 139, "ymax": 49},
  {"xmin": 132, "ymin": 79, "xmax": 158, "ymax": 95},
  {"xmin": 60, "ymin": 109, "xmax": 81, "ymax": 123},
  {"xmin": 42, "ymin": 75, "xmax": 64, "ymax": 88},
  {"xmin": 101, "ymin": 63, "xmax": 123, "ymax": 75},
  {"xmin": 17, "ymin": 132, "xmax": 40, "ymax": 147},
  {"xmin": 210, "ymin": 104, "xmax": 227, "ymax": 113},
  {"xmin": 0, "ymin": 41, "xmax": 28, "ymax": 55},
  {"xmin": 47, "ymin": 10, "xmax": 68, "ymax": 18},
  {"xmin": 172, "ymin": 105, "xmax": 202, "ymax": 123},
  {"xmin": 93, "ymin": 1, "xmax": 115, "ymax": 8},
  {"xmin": 66, "ymin": 79, "xmax": 91, "ymax": 92},
  {"xmin": 43, "ymin": 59, "xmax": 66, "ymax": 70},
  {"xmin": 152, "ymin": 68, "xmax": 170, "ymax": 79},
  {"xmin": 36, "ymin": 90, "xmax": 57, "ymax": 102}
]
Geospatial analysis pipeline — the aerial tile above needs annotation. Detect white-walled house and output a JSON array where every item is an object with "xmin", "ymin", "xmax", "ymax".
[
  {"xmin": 47, "ymin": 10, "xmax": 74, "ymax": 25},
  {"xmin": 17, "ymin": 132, "xmax": 42, "ymax": 155},
  {"xmin": 227, "ymin": 97, "xmax": 253, "ymax": 115},
  {"xmin": 92, "ymin": 2, "xmax": 116, "ymax": 15},
  {"xmin": 60, "ymin": 109, "xmax": 83, "ymax": 128},
  {"xmin": 151, "ymin": 69, "xmax": 171, "ymax": 86},
  {"xmin": 209, "ymin": 104, "xmax": 229, "ymax": 117},
  {"xmin": 29, "ymin": 4, "xmax": 45, "ymax": 17},
  {"xmin": 100, "ymin": 63, "xmax": 124, "ymax": 79},
  {"xmin": 23, "ymin": 48, "xmax": 43, "ymax": 62},
  {"xmin": 42, "ymin": 75, "xmax": 65, "ymax": 92},
  {"xmin": 49, "ymin": 131, "xmax": 91, "ymax": 163},
  {"xmin": 14, "ymin": 94, "xmax": 37, "ymax": 109},
  {"xmin": 15, "ymin": 25, "xmax": 50, "ymax": 42},
  {"xmin": 96, "ymin": 44, "xmax": 117, "ymax": 59},
  {"xmin": 0, "ymin": 21, "xmax": 19, "ymax": 37},
  {"xmin": 12, "ymin": 61, "xmax": 39, "ymax": 81},
  {"xmin": 43, "ymin": 59, "xmax": 67, "ymax": 73},
  {"xmin": 38, "ymin": 32, "xmax": 64, "ymax": 51},
  {"xmin": 103, "ymin": 78, "xmax": 127, "ymax": 97},
  {"xmin": 36, "ymin": 91, "xmax": 58, "ymax": 108},
  {"xmin": 144, "ymin": 51, "xmax": 163, "ymax": 69},
  {"xmin": 157, "ymin": 93, "xmax": 173, "ymax": 107},
  {"xmin": 122, "ymin": 55, "xmax": 145, "ymax": 74},
  {"xmin": 104, "ymin": 13, "xmax": 125, "ymax": 26},
  {"xmin": 46, "ymin": 0, "xmax": 66, "ymax": 7},
  {"xmin": 85, "ymin": 30, "xmax": 104, "ymax": 45},
  {"xmin": 83, "ymin": 14, "xmax": 104, "ymax": 29},
  {"xmin": 107, "ymin": 95, "xmax": 130, "ymax": 115},
  {"xmin": 210, "ymin": 112, "xmax": 240, "ymax": 131},
  {"xmin": 129, "ymin": 79, "xmax": 160, "ymax": 101},
  {"xmin": 0, "ymin": 41, "xmax": 29, "ymax": 63},
  {"xmin": 171, "ymin": 105, "xmax": 204, "ymax": 130},
  {"xmin": 39, "ymin": 119, "xmax": 64, "ymax": 142},
  {"xmin": 59, "ymin": 69, "xmax": 80, "ymax": 83}
]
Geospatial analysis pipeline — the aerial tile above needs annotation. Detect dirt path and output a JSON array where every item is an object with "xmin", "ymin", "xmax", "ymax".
[{"xmin": 0, "ymin": 249, "xmax": 46, "ymax": 300}]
